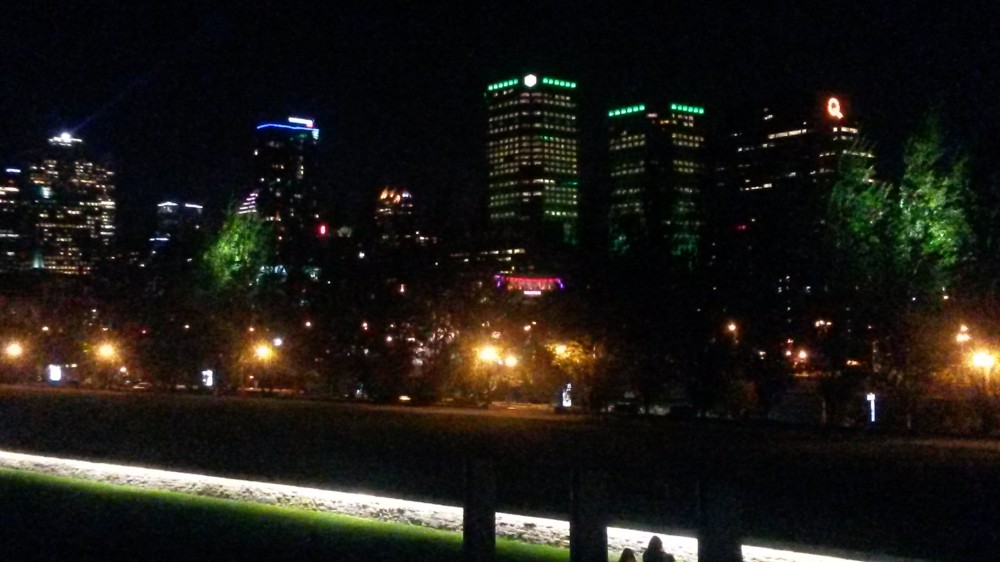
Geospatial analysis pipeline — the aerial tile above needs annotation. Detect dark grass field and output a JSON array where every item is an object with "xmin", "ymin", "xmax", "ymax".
[
  {"xmin": 0, "ymin": 467, "xmax": 569, "ymax": 562},
  {"xmin": 1, "ymin": 387, "xmax": 999, "ymax": 560}
]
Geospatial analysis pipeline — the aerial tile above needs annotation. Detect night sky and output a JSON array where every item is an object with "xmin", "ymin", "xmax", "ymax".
[{"xmin": 2, "ymin": 2, "xmax": 997, "ymax": 247}]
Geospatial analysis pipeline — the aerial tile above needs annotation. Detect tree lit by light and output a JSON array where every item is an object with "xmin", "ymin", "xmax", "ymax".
[
  {"xmin": 504, "ymin": 355, "xmax": 518, "ymax": 368},
  {"xmin": 554, "ymin": 344, "xmax": 568, "ymax": 356}
]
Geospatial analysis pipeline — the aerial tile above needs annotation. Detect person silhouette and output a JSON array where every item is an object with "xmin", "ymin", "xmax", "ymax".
[
  {"xmin": 642, "ymin": 535, "xmax": 675, "ymax": 562},
  {"xmin": 618, "ymin": 547, "xmax": 638, "ymax": 562}
]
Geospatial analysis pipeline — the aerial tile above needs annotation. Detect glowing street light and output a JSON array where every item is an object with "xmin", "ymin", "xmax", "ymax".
[
  {"xmin": 255, "ymin": 343, "xmax": 274, "ymax": 361},
  {"xmin": 727, "ymin": 322, "xmax": 737, "ymax": 334},
  {"xmin": 504, "ymin": 355, "xmax": 518, "ymax": 368},
  {"xmin": 478, "ymin": 345, "xmax": 500, "ymax": 363},
  {"xmin": 554, "ymin": 344, "xmax": 568, "ymax": 356},
  {"xmin": 5, "ymin": 342, "xmax": 23, "ymax": 358},
  {"xmin": 97, "ymin": 343, "xmax": 116, "ymax": 360},
  {"xmin": 972, "ymin": 351, "xmax": 996, "ymax": 372}
]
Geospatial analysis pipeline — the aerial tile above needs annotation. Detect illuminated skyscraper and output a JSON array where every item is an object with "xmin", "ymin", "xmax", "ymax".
[
  {"xmin": 485, "ymin": 73, "xmax": 579, "ymax": 248},
  {"xmin": 711, "ymin": 94, "xmax": 872, "ymax": 331},
  {"xmin": 244, "ymin": 116, "xmax": 322, "ymax": 272},
  {"xmin": 26, "ymin": 133, "xmax": 115, "ymax": 275},
  {"xmin": 607, "ymin": 102, "xmax": 707, "ymax": 263}
]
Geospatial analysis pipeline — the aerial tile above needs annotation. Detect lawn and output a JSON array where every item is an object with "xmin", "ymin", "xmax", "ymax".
[{"xmin": 0, "ymin": 467, "xmax": 569, "ymax": 562}]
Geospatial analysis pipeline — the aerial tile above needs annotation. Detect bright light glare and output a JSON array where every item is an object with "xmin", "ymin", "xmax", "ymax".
[
  {"xmin": 797, "ymin": 350, "xmax": 808, "ymax": 360},
  {"xmin": 255, "ymin": 344, "xmax": 274, "ymax": 360},
  {"xmin": 504, "ymin": 355, "xmax": 518, "ymax": 368},
  {"xmin": 972, "ymin": 351, "xmax": 996, "ymax": 370},
  {"xmin": 5, "ymin": 342, "xmax": 23, "ymax": 357},
  {"xmin": 554, "ymin": 344, "xmax": 568, "ymax": 356},
  {"xmin": 478, "ymin": 346, "xmax": 499, "ymax": 362},
  {"xmin": 47, "ymin": 365, "xmax": 62, "ymax": 382},
  {"xmin": 272, "ymin": 338, "xmax": 283, "ymax": 347},
  {"xmin": 97, "ymin": 344, "xmax": 115, "ymax": 359},
  {"xmin": 956, "ymin": 333, "xmax": 971, "ymax": 343},
  {"xmin": 727, "ymin": 322, "xmax": 737, "ymax": 332},
  {"xmin": 523, "ymin": 74, "xmax": 537, "ymax": 87}
]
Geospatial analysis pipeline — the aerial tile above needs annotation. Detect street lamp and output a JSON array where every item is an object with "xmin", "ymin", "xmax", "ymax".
[
  {"xmin": 478, "ymin": 345, "xmax": 499, "ymax": 363},
  {"xmin": 97, "ymin": 343, "xmax": 116, "ymax": 360},
  {"xmin": 5, "ymin": 341, "xmax": 23, "ymax": 358},
  {"xmin": 255, "ymin": 343, "xmax": 274, "ymax": 361}
]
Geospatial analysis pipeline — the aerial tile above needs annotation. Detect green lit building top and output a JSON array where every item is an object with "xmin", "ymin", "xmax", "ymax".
[
  {"xmin": 485, "ymin": 73, "xmax": 579, "ymax": 247},
  {"xmin": 607, "ymin": 102, "xmax": 706, "ymax": 263}
]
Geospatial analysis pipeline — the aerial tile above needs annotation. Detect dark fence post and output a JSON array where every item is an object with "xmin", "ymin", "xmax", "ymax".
[
  {"xmin": 697, "ymin": 477, "xmax": 743, "ymax": 562},
  {"xmin": 463, "ymin": 457, "xmax": 496, "ymax": 562},
  {"xmin": 570, "ymin": 467, "xmax": 608, "ymax": 562}
]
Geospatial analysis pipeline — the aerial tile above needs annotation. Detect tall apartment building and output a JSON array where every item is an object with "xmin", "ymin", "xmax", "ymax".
[
  {"xmin": 26, "ymin": 133, "xmax": 115, "ymax": 275},
  {"xmin": 485, "ymin": 73, "xmax": 579, "ymax": 248},
  {"xmin": 241, "ymin": 116, "xmax": 322, "ymax": 274},
  {"xmin": 711, "ymin": 94, "xmax": 872, "ymax": 332},
  {"xmin": 607, "ymin": 102, "xmax": 707, "ymax": 264}
]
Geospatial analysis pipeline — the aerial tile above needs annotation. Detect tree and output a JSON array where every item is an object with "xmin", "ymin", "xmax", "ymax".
[
  {"xmin": 203, "ymin": 210, "xmax": 273, "ymax": 292},
  {"xmin": 827, "ymin": 115, "xmax": 975, "ymax": 427}
]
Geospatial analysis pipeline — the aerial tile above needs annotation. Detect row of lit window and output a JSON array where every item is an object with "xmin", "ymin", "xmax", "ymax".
[
  {"xmin": 488, "ymin": 110, "xmax": 578, "ymax": 122},
  {"xmin": 491, "ymin": 98, "xmax": 575, "ymax": 110},
  {"xmin": 490, "ymin": 123, "xmax": 576, "ymax": 134}
]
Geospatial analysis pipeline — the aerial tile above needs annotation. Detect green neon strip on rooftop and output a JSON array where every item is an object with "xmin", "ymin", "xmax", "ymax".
[
  {"xmin": 540, "ymin": 77, "xmax": 577, "ymax": 88},
  {"xmin": 670, "ymin": 103, "xmax": 705, "ymax": 115},
  {"xmin": 488, "ymin": 76, "xmax": 576, "ymax": 91},
  {"xmin": 608, "ymin": 104, "xmax": 646, "ymax": 117},
  {"xmin": 486, "ymin": 78, "xmax": 519, "ymax": 91}
]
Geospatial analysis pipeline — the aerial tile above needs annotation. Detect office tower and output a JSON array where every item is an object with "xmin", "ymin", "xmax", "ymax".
[
  {"xmin": 607, "ymin": 102, "xmax": 707, "ymax": 263},
  {"xmin": 243, "ymin": 116, "xmax": 322, "ymax": 273},
  {"xmin": 485, "ymin": 73, "xmax": 579, "ymax": 248},
  {"xmin": 26, "ymin": 133, "xmax": 115, "ymax": 275},
  {"xmin": 711, "ymin": 94, "xmax": 872, "ymax": 331},
  {"xmin": 0, "ymin": 167, "xmax": 25, "ymax": 272}
]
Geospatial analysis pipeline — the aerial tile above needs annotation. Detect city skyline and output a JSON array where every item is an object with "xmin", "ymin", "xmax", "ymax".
[{"xmin": 2, "ymin": 3, "xmax": 997, "ymax": 248}]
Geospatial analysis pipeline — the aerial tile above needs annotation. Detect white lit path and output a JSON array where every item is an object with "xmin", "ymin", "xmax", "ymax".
[{"xmin": 0, "ymin": 448, "xmax": 927, "ymax": 562}]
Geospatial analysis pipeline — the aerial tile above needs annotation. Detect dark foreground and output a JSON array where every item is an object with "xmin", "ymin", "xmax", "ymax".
[
  {"xmin": 1, "ymin": 387, "xmax": 998, "ymax": 561},
  {"xmin": 0, "ymin": 468, "xmax": 566, "ymax": 562}
]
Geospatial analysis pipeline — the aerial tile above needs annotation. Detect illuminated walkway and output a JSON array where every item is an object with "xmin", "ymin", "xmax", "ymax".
[{"xmin": 0, "ymin": 448, "xmax": 924, "ymax": 562}]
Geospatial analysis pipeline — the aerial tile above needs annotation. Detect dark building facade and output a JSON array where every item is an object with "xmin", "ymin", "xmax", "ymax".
[
  {"xmin": 150, "ymin": 201, "xmax": 204, "ymax": 254},
  {"xmin": 607, "ymin": 102, "xmax": 707, "ymax": 264},
  {"xmin": 710, "ymin": 94, "xmax": 872, "ymax": 334},
  {"xmin": 485, "ymin": 73, "xmax": 579, "ymax": 249},
  {"xmin": 241, "ymin": 116, "xmax": 322, "ymax": 274}
]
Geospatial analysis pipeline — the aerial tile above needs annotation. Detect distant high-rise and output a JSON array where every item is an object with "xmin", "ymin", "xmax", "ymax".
[
  {"xmin": 607, "ymin": 102, "xmax": 707, "ymax": 263},
  {"xmin": 374, "ymin": 186, "xmax": 418, "ymax": 246},
  {"xmin": 485, "ymin": 73, "xmax": 579, "ymax": 248},
  {"xmin": 711, "ymin": 94, "xmax": 872, "ymax": 330},
  {"xmin": 150, "ymin": 201, "xmax": 204, "ymax": 254},
  {"xmin": 243, "ymin": 116, "xmax": 322, "ymax": 272},
  {"xmin": 26, "ymin": 133, "xmax": 115, "ymax": 275},
  {"xmin": 0, "ymin": 167, "xmax": 25, "ymax": 272}
]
